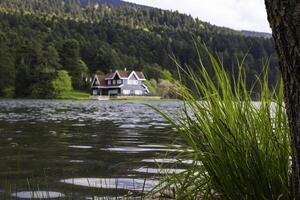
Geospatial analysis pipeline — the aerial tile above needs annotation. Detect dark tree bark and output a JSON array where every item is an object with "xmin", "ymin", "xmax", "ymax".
[{"xmin": 265, "ymin": 1, "xmax": 300, "ymax": 199}]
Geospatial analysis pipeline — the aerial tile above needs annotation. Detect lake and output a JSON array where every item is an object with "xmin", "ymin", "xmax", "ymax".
[{"xmin": 0, "ymin": 100, "xmax": 185, "ymax": 199}]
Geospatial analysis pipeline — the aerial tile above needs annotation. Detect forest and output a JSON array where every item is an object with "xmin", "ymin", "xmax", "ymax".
[{"xmin": 0, "ymin": 0, "xmax": 279, "ymax": 98}]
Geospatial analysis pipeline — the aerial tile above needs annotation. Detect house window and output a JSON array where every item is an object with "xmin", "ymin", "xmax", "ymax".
[
  {"xmin": 123, "ymin": 90, "xmax": 130, "ymax": 95},
  {"xmin": 135, "ymin": 90, "xmax": 142, "ymax": 95},
  {"xmin": 113, "ymin": 80, "xmax": 116, "ymax": 85},
  {"xmin": 117, "ymin": 80, "xmax": 122, "ymax": 84},
  {"xmin": 108, "ymin": 80, "xmax": 111, "ymax": 85},
  {"xmin": 108, "ymin": 89, "xmax": 118, "ymax": 95},
  {"xmin": 128, "ymin": 80, "xmax": 138, "ymax": 85}
]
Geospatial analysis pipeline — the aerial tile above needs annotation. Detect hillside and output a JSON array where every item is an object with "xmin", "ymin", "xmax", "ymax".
[
  {"xmin": 0, "ymin": 0, "xmax": 279, "ymax": 98},
  {"xmin": 79, "ymin": 0, "xmax": 148, "ymax": 7},
  {"xmin": 79, "ymin": 0, "xmax": 129, "ymax": 6},
  {"xmin": 241, "ymin": 30, "xmax": 272, "ymax": 39}
]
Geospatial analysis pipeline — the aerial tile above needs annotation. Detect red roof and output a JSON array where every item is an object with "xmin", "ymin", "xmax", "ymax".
[
  {"xmin": 95, "ymin": 70, "xmax": 145, "ymax": 87},
  {"xmin": 96, "ymin": 75, "xmax": 108, "ymax": 87},
  {"xmin": 118, "ymin": 70, "xmax": 132, "ymax": 78},
  {"xmin": 135, "ymin": 71, "xmax": 146, "ymax": 79}
]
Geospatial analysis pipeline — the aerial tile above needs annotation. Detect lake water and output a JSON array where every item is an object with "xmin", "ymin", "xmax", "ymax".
[{"xmin": 0, "ymin": 100, "xmax": 184, "ymax": 199}]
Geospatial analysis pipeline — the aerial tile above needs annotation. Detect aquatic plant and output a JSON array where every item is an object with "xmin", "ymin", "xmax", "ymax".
[{"xmin": 151, "ymin": 45, "xmax": 291, "ymax": 200}]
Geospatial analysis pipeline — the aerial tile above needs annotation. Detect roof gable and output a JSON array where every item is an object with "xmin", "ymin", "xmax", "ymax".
[
  {"xmin": 92, "ymin": 79, "xmax": 99, "ymax": 86},
  {"xmin": 129, "ymin": 72, "xmax": 138, "ymax": 80},
  {"xmin": 105, "ymin": 70, "xmax": 146, "ymax": 80},
  {"xmin": 105, "ymin": 70, "xmax": 130, "ymax": 80},
  {"xmin": 118, "ymin": 70, "xmax": 132, "ymax": 78},
  {"xmin": 94, "ymin": 74, "xmax": 112, "ymax": 86}
]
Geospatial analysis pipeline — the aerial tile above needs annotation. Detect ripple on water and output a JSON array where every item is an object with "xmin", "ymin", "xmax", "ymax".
[
  {"xmin": 138, "ymin": 144, "xmax": 168, "ymax": 148},
  {"xmin": 0, "ymin": 100, "xmax": 181, "ymax": 198},
  {"xmin": 60, "ymin": 178, "xmax": 158, "ymax": 192},
  {"xmin": 142, "ymin": 158, "xmax": 178, "ymax": 164},
  {"xmin": 0, "ymin": 100, "xmax": 179, "ymax": 124},
  {"xmin": 11, "ymin": 191, "xmax": 64, "ymax": 199},
  {"xmin": 68, "ymin": 145, "xmax": 93, "ymax": 149},
  {"xmin": 142, "ymin": 158, "xmax": 202, "ymax": 166},
  {"xmin": 133, "ymin": 167, "xmax": 185, "ymax": 174},
  {"xmin": 154, "ymin": 126, "xmax": 166, "ymax": 129},
  {"xmin": 117, "ymin": 140, "xmax": 144, "ymax": 144},
  {"xmin": 139, "ymin": 144, "xmax": 181, "ymax": 148},
  {"xmin": 119, "ymin": 124, "xmax": 151, "ymax": 129},
  {"xmin": 101, "ymin": 147, "xmax": 179, "ymax": 153},
  {"xmin": 69, "ymin": 160, "xmax": 85, "ymax": 163},
  {"xmin": 149, "ymin": 122, "xmax": 171, "ymax": 127},
  {"xmin": 71, "ymin": 123, "xmax": 86, "ymax": 127}
]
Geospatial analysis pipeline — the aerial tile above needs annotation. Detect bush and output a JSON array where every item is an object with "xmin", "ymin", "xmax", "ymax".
[
  {"xmin": 157, "ymin": 79, "xmax": 179, "ymax": 98},
  {"xmin": 51, "ymin": 70, "xmax": 72, "ymax": 98},
  {"xmin": 2, "ymin": 86, "xmax": 15, "ymax": 98},
  {"xmin": 160, "ymin": 69, "xmax": 173, "ymax": 81},
  {"xmin": 145, "ymin": 78, "xmax": 158, "ymax": 95},
  {"xmin": 153, "ymin": 47, "xmax": 291, "ymax": 199},
  {"xmin": 157, "ymin": 79, "xmax": 173, "ymax": 98}
]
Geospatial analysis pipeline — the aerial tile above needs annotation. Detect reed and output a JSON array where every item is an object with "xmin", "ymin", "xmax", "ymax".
[{"xmin": 151, "ymin": 45, "xmax": 291, "ymax": 200}]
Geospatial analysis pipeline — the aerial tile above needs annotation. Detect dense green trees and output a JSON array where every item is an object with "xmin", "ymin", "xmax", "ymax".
[
  {"xmin": 0, "ymin": 32, "xmax": 15, "ymax": 97},
  {"xmin": 60, "ymin": 39, "xmax": 88, "ymax": 89},
  {"xmin": 0, "ymin": 0, "xmax": 279, "ymax": 98}
]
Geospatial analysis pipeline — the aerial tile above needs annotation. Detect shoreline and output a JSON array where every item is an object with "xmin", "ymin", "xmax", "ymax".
[
  {"xmin": 0, "ymin": 91, "xmax": 179, "ymax": 101},
  {"xmin": 0, "ymin": 97, "xmax": 179, "ymax": 101}
]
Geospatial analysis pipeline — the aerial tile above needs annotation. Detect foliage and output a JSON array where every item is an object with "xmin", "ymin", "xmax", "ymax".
[
  {"xmin": 60, "ymin": 39, "xmax": 88, "ymax": 89},
  {"xmin": 160, "ymin": 69, "xmax": 173, "ymax": 81},
  {"xmin": 0, "ymin": 32, "xmax": 15, "ymax": 97},
  {"xmin": 51, "ymin": 70, "xmax": 72, "ymax": 98},
  {"xmin": 157, "ymin": 79, "xmax": 177, "ymax": 98},
  {"xmin": 143, "ymin": 63, "xmax": 163, "ymax": 80},
  {"xmin": 153, "ymin": 47, "xmax": 291, "ymax": 199},
  {"xmin": 0, "ymin": 0, "xmax": 279, "ymax": 98},
  {"xmin": 145, "ymin": 78, "xmax": 157, "ymax": 95},
  {"xmin": 145, "ymin": 78, "xmax": 178, "ymax": 98}
]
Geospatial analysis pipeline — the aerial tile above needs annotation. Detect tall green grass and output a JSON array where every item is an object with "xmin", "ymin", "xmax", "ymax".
[{"xmin": 152, "ymin": 46, "xmax": 291, "ymax": 199}]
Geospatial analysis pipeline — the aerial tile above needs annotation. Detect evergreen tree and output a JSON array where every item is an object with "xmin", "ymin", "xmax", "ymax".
[
  {"xmin": 0, "ymin": 33, "xmax": 15, "ymax": 97},
  {"xmin": 60, "ymin": 39, "xmax": 88, "ymax": 89}
]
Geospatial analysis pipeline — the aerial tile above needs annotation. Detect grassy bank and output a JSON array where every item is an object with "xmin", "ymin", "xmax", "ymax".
[{"xmin": 56, "ymin": 90, "xmax": 90, "ymax": 100}]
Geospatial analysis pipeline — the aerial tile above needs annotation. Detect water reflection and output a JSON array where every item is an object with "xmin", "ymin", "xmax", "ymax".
[
  {"xmin": 68, "ymin": 145, "xmax": 93, "ymax": 149},
  {"xmin": 101, "ymin": 147, "xmax": 180, "ymax": 153},
  {"xmin": 11, "ymin": 191, "xmax": 64, "ymax": 199},
  {"xmin": 133, "ymin": 167, "xmax": 185, "ymax": 174},
  {"xmin": 0, "ymin": 100, "xmax": 181, "ymax": 198},
  {"xmin": 60, "ymin": 178, "xmax": 159, "ymax": 192},
  {"xmin": 142, "ymin": 159, "xmax": 202, "ymax": 165}
]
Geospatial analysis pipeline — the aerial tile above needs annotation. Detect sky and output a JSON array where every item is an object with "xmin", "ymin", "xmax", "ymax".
[{"xmin": 124, "ymin": 0, "xmax": 271, "ymax": 33}]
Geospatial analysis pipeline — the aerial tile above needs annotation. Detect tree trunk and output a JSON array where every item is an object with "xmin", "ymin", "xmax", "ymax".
[{"xmin": 265, "ymin": 1, "xmax": 300, "ymax": 199}]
